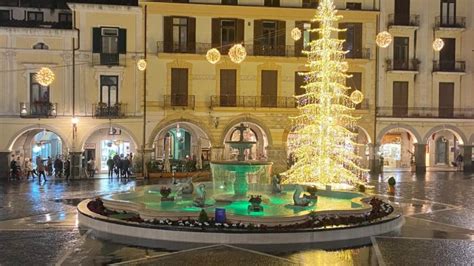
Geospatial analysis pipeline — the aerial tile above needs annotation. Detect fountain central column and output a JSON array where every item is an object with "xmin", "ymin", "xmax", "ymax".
[{"xmin": 233, "ymin": 168, "xmax": 248, "ymax": 197}]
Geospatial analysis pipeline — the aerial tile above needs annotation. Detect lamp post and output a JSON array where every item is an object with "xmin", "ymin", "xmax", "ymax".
[{"xmin": 141, "ymin": 5, "xmax": 148, "ymax": 179}]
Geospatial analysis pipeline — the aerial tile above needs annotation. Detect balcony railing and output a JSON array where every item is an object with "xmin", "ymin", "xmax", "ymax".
[
  {"xmin": 211, "ymin": 95, "xmax": 297, "ymax": 108},
  {"xmin": 345, "ymin": 48, "xmax": 371, "ymax": 59},
  {"xmin": 92, "ymin": 53, "xmax": 126, "ymax": 66},
  {"xmin": 387, "ymin": 14, "xmax": 420, "ymax": 27},
  {"xmin": 433, "ymin": 60, "xmax": 465, "ymax": 73},
  {"xmin": 93, "ymin": 103, "xmax": 126, "ymax": 118},
  {"xmin": 386, "ymin": 58, "xmax": 420, "ymax": 71},
  {"xmin": 0, "ymin": 19, "xmax": 72, "ymax": 29},
  {"xmin": 20, "ymin": 102, "xmax": 57, "ymax": 118},
  {"xmin": 164, "ymin": 95, "xmax": 195, "ymax": 109},
  {"xmin": 377, "ymin": 106, "xmax": 474, "ymax": 119},
  {"xmin": 435, "ymin": 16, "xmax": 466, "ymax": 28}
]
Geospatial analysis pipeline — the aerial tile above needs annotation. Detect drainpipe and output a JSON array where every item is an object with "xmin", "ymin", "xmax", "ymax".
[
  {"xmin": 71, "ymin": 8, "xmax": 80, "ymax": 179},
  {"xmin": 142, "ymin": 5, "xmax": 148, "ymax": 179}
]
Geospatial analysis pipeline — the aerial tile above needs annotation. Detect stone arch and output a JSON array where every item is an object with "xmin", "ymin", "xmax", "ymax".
[
  {"xmin": 376, "ymin": 124, "xmax": 422, "ymax": 144},
  {"xmin": 354, "ymin": 125, "xmax": 372, "ymax": 144},
  {"xmin": 6, "ymin": 124, "xmax": 70, "ymax": 151},
  {"xmin": 79, "ymin": 123, "xmax": 140, "ymax": 151},
  {"xmin": 220, "ymin": 115, "xmax": 273, "ymax": 147},
  {"xmin": 422, "ymin": 124, "xmax": 467, "ymax": 145},
  {"xmin": 469, "ymin": 134, "xmax": 474, "ymax": 145}
]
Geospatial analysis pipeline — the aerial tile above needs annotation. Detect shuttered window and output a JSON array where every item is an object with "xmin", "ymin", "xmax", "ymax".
[
  {"xmin": 346, "ymin": 72, "xmax": 362, "ymax": 109},
  {"xmin": 254, "ymin": 20, "xmax": 285, "ymax": 56},
  {"xmin": 338, "ymin": 23, "xmax": 362, "ymax": 58},
  {"xmin": 220, "ymin": 69, "xmax": 237, "ymax": 107},
  {"xmin": 393, "ymin": 81, "xmax": 408, "ymax": 117},
  {"xmin": 92, "ymin": 27, "xmax": 126, "ymax": 54},
  {"xmin": 295, "ymin": 21, "xmax": 318, "ymax": 57},
  {"xmin": 171, "ymin": 68, "xmax": 188, "ymax": 106},
  {"xmin": 439, "ymin": 82, "xmax": 454, "ymax": 118},
  {"xmin": 163, "ymin": 16, "xmax": 196, "ymax": 53},
  {"xmin": 261, "ymin": 70, "xmax": 278, "ymax": 107}
]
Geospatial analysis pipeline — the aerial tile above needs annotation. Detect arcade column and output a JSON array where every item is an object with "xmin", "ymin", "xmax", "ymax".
[
  {"xmin": 462, "ymin": 145, "xmax": 473, "ymax": 172},
  {"xmin": 414, "ymin": 143, "xmax": 427, "ymax": 174},
  {"xmin": 0, "ymin": 151, "xmax": 10, "ymax": 180}
]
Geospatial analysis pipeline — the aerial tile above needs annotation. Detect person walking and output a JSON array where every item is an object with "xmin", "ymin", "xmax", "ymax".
[
  {"xmin": 36, "ymin": 156, "xmax": 47, "ymax": 183},
  {"xmin": 10, "ymin": 155, "xmax": 19, "ymax": 180},
  {"xmin": 64, "ymin": 158, "xmax": 71, "ymax": 181},
  {"xmin": 47, "ymin": 156, "xmax": 53, "ymax": 176},
  {"xmin": 121, "ymin": 156, "xmax": 130, "ymax": 179},
  {"xmin": 455, "ymin": 153, "xmax": 463, "ymax": 171},
  {"xmin": 54, "ymin": 156, "xmax": 63, "ymax": 178},
  {"xmin": 87, "ymin": 157, "xmax": 95, "ymax": 178},
  {"xmin": 106, "ymin": 157, "xmax": 114, "ymax": 178},
  {"xmin": 25, "ymin": 158, "xmax": 35, "ymax": 180}
]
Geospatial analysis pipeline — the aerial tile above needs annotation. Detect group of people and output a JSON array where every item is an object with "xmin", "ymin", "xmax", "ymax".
[
  {"xmin": 9, "ymin": 155, "xmax": 71, "ymax": 183},
  {"xmin": 105, "ymin": 153, "xmax": 133, "ymax": 179}
]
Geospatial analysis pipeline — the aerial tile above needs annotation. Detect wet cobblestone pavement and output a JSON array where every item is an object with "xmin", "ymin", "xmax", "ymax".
[{"xmin": 0, "ymin": 172, "xmax": 472, "ymax": 265}]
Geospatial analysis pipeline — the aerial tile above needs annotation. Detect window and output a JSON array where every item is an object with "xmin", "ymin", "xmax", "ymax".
[
  {"xmin": 30, "ymin": 73, "xmax": 50, "ymax": 116},
  {"xmin": 212, "ymin": 18, "xmax": 243, "ymax": 53},
  {"xmin": 27, "ymin": 11, "xmax": 43, "ymax": 22},
  {"xmin": 220, "ymin": 69, "xmax": 237, "ymax": 107},
  {"xmin": 171, "ymin": 68, "xmax": 188, "ymax": 106},
  {"xmin": 0, "ymin": 10, "xmax": 10, "ymax": 21},
  {"xmin": 439, "ymin": 38, "xmax": 455, "ymax": 70},
  {"xmin": 262, "ymin": 21, "xmax": 277, "ymax": 48},
  {"xmin": 295, "ymin": 21, "xmax": 318, "ymax": 56},
  {"xmin": 221, "ymin": 20, "xmax": 236, "ymax": 51},
  {"xmin": 392, "ymin": 81, "xmax": 408, "ymax": 117},
  {"xmin": 58, "ymin": 13, "xmax": 72, "ymax": 23},
  {"xmin": 100, "ymin": 75, "xmax": 119, "ymax": 107},
  {"xmin": 346, "ymin": 2, "xmax": 362, "ymax": 10},
  {"xmin": 222, "ymin": 0, "xmax": 237, "ymax": 4},
  {"xmin": 92, "ymin": 27, "xmax": 126, "ymax": 65},
  {"xmin": 264, "ymin": 0, "xmax": 280, "ymax": 7},
  {"xmin": 254, "ymin": 20, "xmax": 285, "ymax": 56},
  {"xmin": 346, "ymin": 72, "xmax": 362, "ymax": 109},
  {"xmin": 261, "ymin": 70, "xmax": 278, "ymax": 107},
  {"xmin": 163, "ymin": 16, "xmax": 196, "ymax": 53},
  {"xmin": 302, "ymin": 0, "xmax": 318, "ymax": 8},
  {"xmin": 394, "ymin": 0, "xmax": 410, "ymax": 25},
  {"xmin": 339, "ymin": 23, "xmax": 362, "ymax": 58},
  {"xmin": 440, "ymin": 0, "xmax": 456, "ymax": 26},
  {"xmin": 173, "ymin": 17, "xmax": 188, "ymax": 52},
  {"xmin": 393, "ymin": 37, "xmax": 409, "ymax": 70},
  {"xmin": 33, "ymin": 42, "xmax": 49, "ymax": 50}
]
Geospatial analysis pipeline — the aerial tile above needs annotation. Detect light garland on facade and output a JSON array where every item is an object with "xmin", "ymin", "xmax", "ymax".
[
  {"xmin": 35, "ymin": 67, "xmax": 55, "ymax": 86},
  {"xmin": 228, "ymin": 44, "xmax": 247, "ymax": 64},
  {"xmin": 283, "ymin": 0, "xmax": 365, "ymax": 186},
  {"xmin": 376, "ymin": 31, "xmax": 393, "ymax": 48},
  {"xmin": 291, "ymin": 27, "xmax": 302, "ymax": 41},
  {"xmin": 206, "ymin": 48, "xmax": 221, "ymax": 64},
  {"xmin": 137, "ymin": 59, "xmax": 147, "ymax": 71},
  {"xmin": 432, "ymin": 38, "xmax": 444, "ymax": 52}
]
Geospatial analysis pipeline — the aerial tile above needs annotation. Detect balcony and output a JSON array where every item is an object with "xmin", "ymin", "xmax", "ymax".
[
  {"xmin": 377, "ymin": 106, "xmax": 474, "ymax": 119},
  {"xmin": 387, "ymin": 14, "xmax": 420, "ymax": 27},
  {"xmin": 386, "ymin": 58, "xmax": 420, "ymax": 72},
  {"xmin": 435, "ymin": 16, "xmax": 466, "ymax": 29},
  {"xmin": 20, "ymin": 102, "xmax": 57, "ymax": 118},
  {"xmin": 157, "ymin": 41, "xmax": 207, "ymax": 54},
  {"xmin": 433, "ymin": 61, "xmax": 465, "ymax": 73},
  {"xmin": 93, "ymin": 103, "xmax": 126, "ymax": 118},
  {"xmin": 164, "ymin": 95, "xmax": 195, "ymax": 109},
  {"xmin": 92, "ymin": 53, "xmax": 126, "ymax": 66},
  {"xmin": 0, "ymin": 19, "xmax": 72, "ymax": 29},
  {"xmin": 211, "ymin": 95, "xmax": 296, "ymax": 108}
]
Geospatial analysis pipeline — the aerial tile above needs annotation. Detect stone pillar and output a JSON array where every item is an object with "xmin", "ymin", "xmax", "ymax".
[
  {"xmin": 69, "ymin": 151, "xmax": 83, "ymax": 179},
  {"xmin": 369, "ymin": 143, "xmax": 381, "ymax": 174},
  {"xmin": 462, "ymin": 145, "xmax": 473, "ymax": 172},
  {"xmin": 0, "ymin": 152, "xmax": 10, "ymax": 180},
  {"xmin": 414, "ymin": 143, "xmax": 427, "ymax": 174},
  {"xmin": 266, "ymin": 146, "xmax": 287, "ymax": 175},
  {"xmin": 139, "ymin": 147, "xmax": 153, "ymax": 178}
]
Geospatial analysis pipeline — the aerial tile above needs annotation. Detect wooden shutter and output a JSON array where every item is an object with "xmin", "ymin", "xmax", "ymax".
[
  {"xmin": 212, "ymin": 18, "xmax": 221, "ymax": 49},
  {"xmin": 439, "ymin": 82, "xmax": 454, "ymax": 118},
  {"xmin": 254, "ymin": 20, "xmax": 263, "ymax": 55},
  {"xmin": 353, "ymin": 23, "xmax": 362, "ymax": 58},
  {"xmin": 261, "ymin": 70, "xmax": 278, "ymax": 107},
  {"xmin": 346, "ymin": 72, "xmax": 362, "ymax": 109},
  {"xmin": 440, "ymin": 38, "xmax": 455, "ymax": 70},
  {"xmin": 220, "ymin": 69, "xmax": 237, "ymax": 107},
  {"xmin": 118, "ymin": 28, "xmax": 127, "ymax": 54},
  {"xmin": 187, "ymin": 17, "xmax": 196, "ymax": 53},
  {"xmin": 171, "ymin": 68, "xmax": 188, "ymax": 106},
  {"xmin": 294, "ymin": 72, "xmax": 306, "ymax": 96},
  {"xmin": 277, "ymin": 20, "xmax": 286, "ymax": 56},
  {"xmin": 92, "ymin": 27, "xmax": 101, "ymax": 53},
  {"xmin": 393, "ymin": 81, "xmax": 408, "ymax": 117},
  {"xmin": 236, "ymin": 19, "xmax": 244, "ymax": 44},
  {"xmin": 394, "ymin": 0, "xmax": 410, "ymax": 25},
  {"xmin": 294, "ymin": 21, "xmax": 304, "ymax": 57},
  {"xmin": 338, "ymin": 22, "xmax": 347, "ymax": 52},
  {"xmin": 163, "ymin": 16, "xmax": 173, "ymax": 52},
  {"xmin": 310, "ymin": 21, "xmax": 319, "ymax": 41}
]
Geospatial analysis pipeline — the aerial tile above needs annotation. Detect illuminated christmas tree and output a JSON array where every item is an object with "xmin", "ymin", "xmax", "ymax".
[{"xmin": 284, "ymin": 0, "xmax": 365, "ymax": 185}]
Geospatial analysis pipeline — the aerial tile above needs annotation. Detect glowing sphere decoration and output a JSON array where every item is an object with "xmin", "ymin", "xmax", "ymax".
[
  {"xmin": 228, "ymin": 44, "xmax": 247, "ymax": 64},
  {"xmin": 375, "ymin": 31, "xmax": 393, "ymax": 48},
  {"xmin": 137, "ymin": 59, "xmax": 147, "ymax": 71},
  {"xmin": 350, "ymin": 90, "xmax": 364, "ymax": 105},
  {"xmin": 291, "ymin": 27, "xmax": 302, "ymax": 41},
  {"xmin": 35, "ymin": 67, "xmax": 55, "ymax": 86},
  {"xmin": 206, "ymin": 48, "xmax": 221, "ymax": 64},
  {"xmin": 432, "ymin": 38, "xmax": 445, "ymax": 52}
]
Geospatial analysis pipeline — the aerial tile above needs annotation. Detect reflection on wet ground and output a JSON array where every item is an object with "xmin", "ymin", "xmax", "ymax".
[{"xmin": 0, "ymin": 172, "xmax": 472, "ymax": 265}]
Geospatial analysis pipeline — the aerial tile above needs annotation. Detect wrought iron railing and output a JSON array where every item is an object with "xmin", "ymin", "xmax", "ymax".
[
  {"xmin": 92, "ymin": 103, "xmax": 126, "ymax": 118},
  {"xmin": 20, "ymin": 102, "xmax": 57, "ymax": 118},
  {"xmin": 385, "ymin": 58, "xmax": 420, "ymax": 71},
  {"xmin": 92, "ymin": 53, "xmax": 126, "ymax": 66},
  {"xmin": 164, "ymin": 95, "xmax": 195, "ymax": 109},
  {"xmin": 211, "ymin": 95, "xmax": 297, "ymax": 108},
  {"xmin": 432, "ymin": 60, "xmax": 465, "ymax": 72},
  {"xmin": 377, "ymin": 106, "xmax": 474, "ymax": 119},
  {"xmin": 0, "ymin": 19, "xmax": 72, "ymax": 29},
  {"xmin": 435, "ymin": 16, "xmax": 466, "ymax": 28},
  {"xmin": 387, "ymin": 14, "xmax": 420, "ymax": 27}
]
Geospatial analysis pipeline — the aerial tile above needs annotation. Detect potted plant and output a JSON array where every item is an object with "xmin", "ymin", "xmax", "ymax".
[
  {"xmin": 248, "ymin": 195, "xmax": 263, "ymax": 212},
  {"xmin": 387, "ymin": 177, "xmax": 396, "ymax": 194},
  {"xmin": 160, "ymin": 186, "xmax": 172, "ymax": 199}
]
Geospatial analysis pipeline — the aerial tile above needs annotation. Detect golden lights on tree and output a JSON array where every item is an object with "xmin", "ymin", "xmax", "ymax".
[
  {"xmin": 376, "ymin": 31, "xmax": 393, "ymax": 48},
  {"xmin": 228, "ymin": 44, "xmax": 247, "ymax": 63},
  {"xmin": 206, "ymin": 48, "xmax": 221, "ymax": 64},
  {"xmin": 283, "ymin": 0, "xmax": 365, "ymax": 186},
  {"xmin": 35, "ymin": 67, "xmax": 55, "ymax": 86}
]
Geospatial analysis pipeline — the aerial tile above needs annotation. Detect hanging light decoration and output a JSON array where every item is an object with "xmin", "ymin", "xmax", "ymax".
[
  {"xmin": 375, "ymin": 31, "xmax": 393, "ymax": 48},
  {"xmin": 291, "ymin": 27, "xmax": 302, "ymax": 41},
  {"xmin": 350, "ymin": 90, "xmax": 364, "ymax": 105},
  {"xmin": 432, "ymin": 38, "xmax": 445, "ymax": 52},
  {"xmin": 35, "ymin": 67, "xmax": 55, "ymax": 86},
  {"xmin": 137, "ymin": 59, "xmax": 147, "ymax": 71},
  {"xmin": 228, "ymin": 44, "xmax": 247, "ymax": 64},
  {"xmin": 340, "ymin": 61, "xmax": 349, "ymax": 72},
  {"xmin": 206, "ymin": 48, "xmax": 221, "ymax": 64}
]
